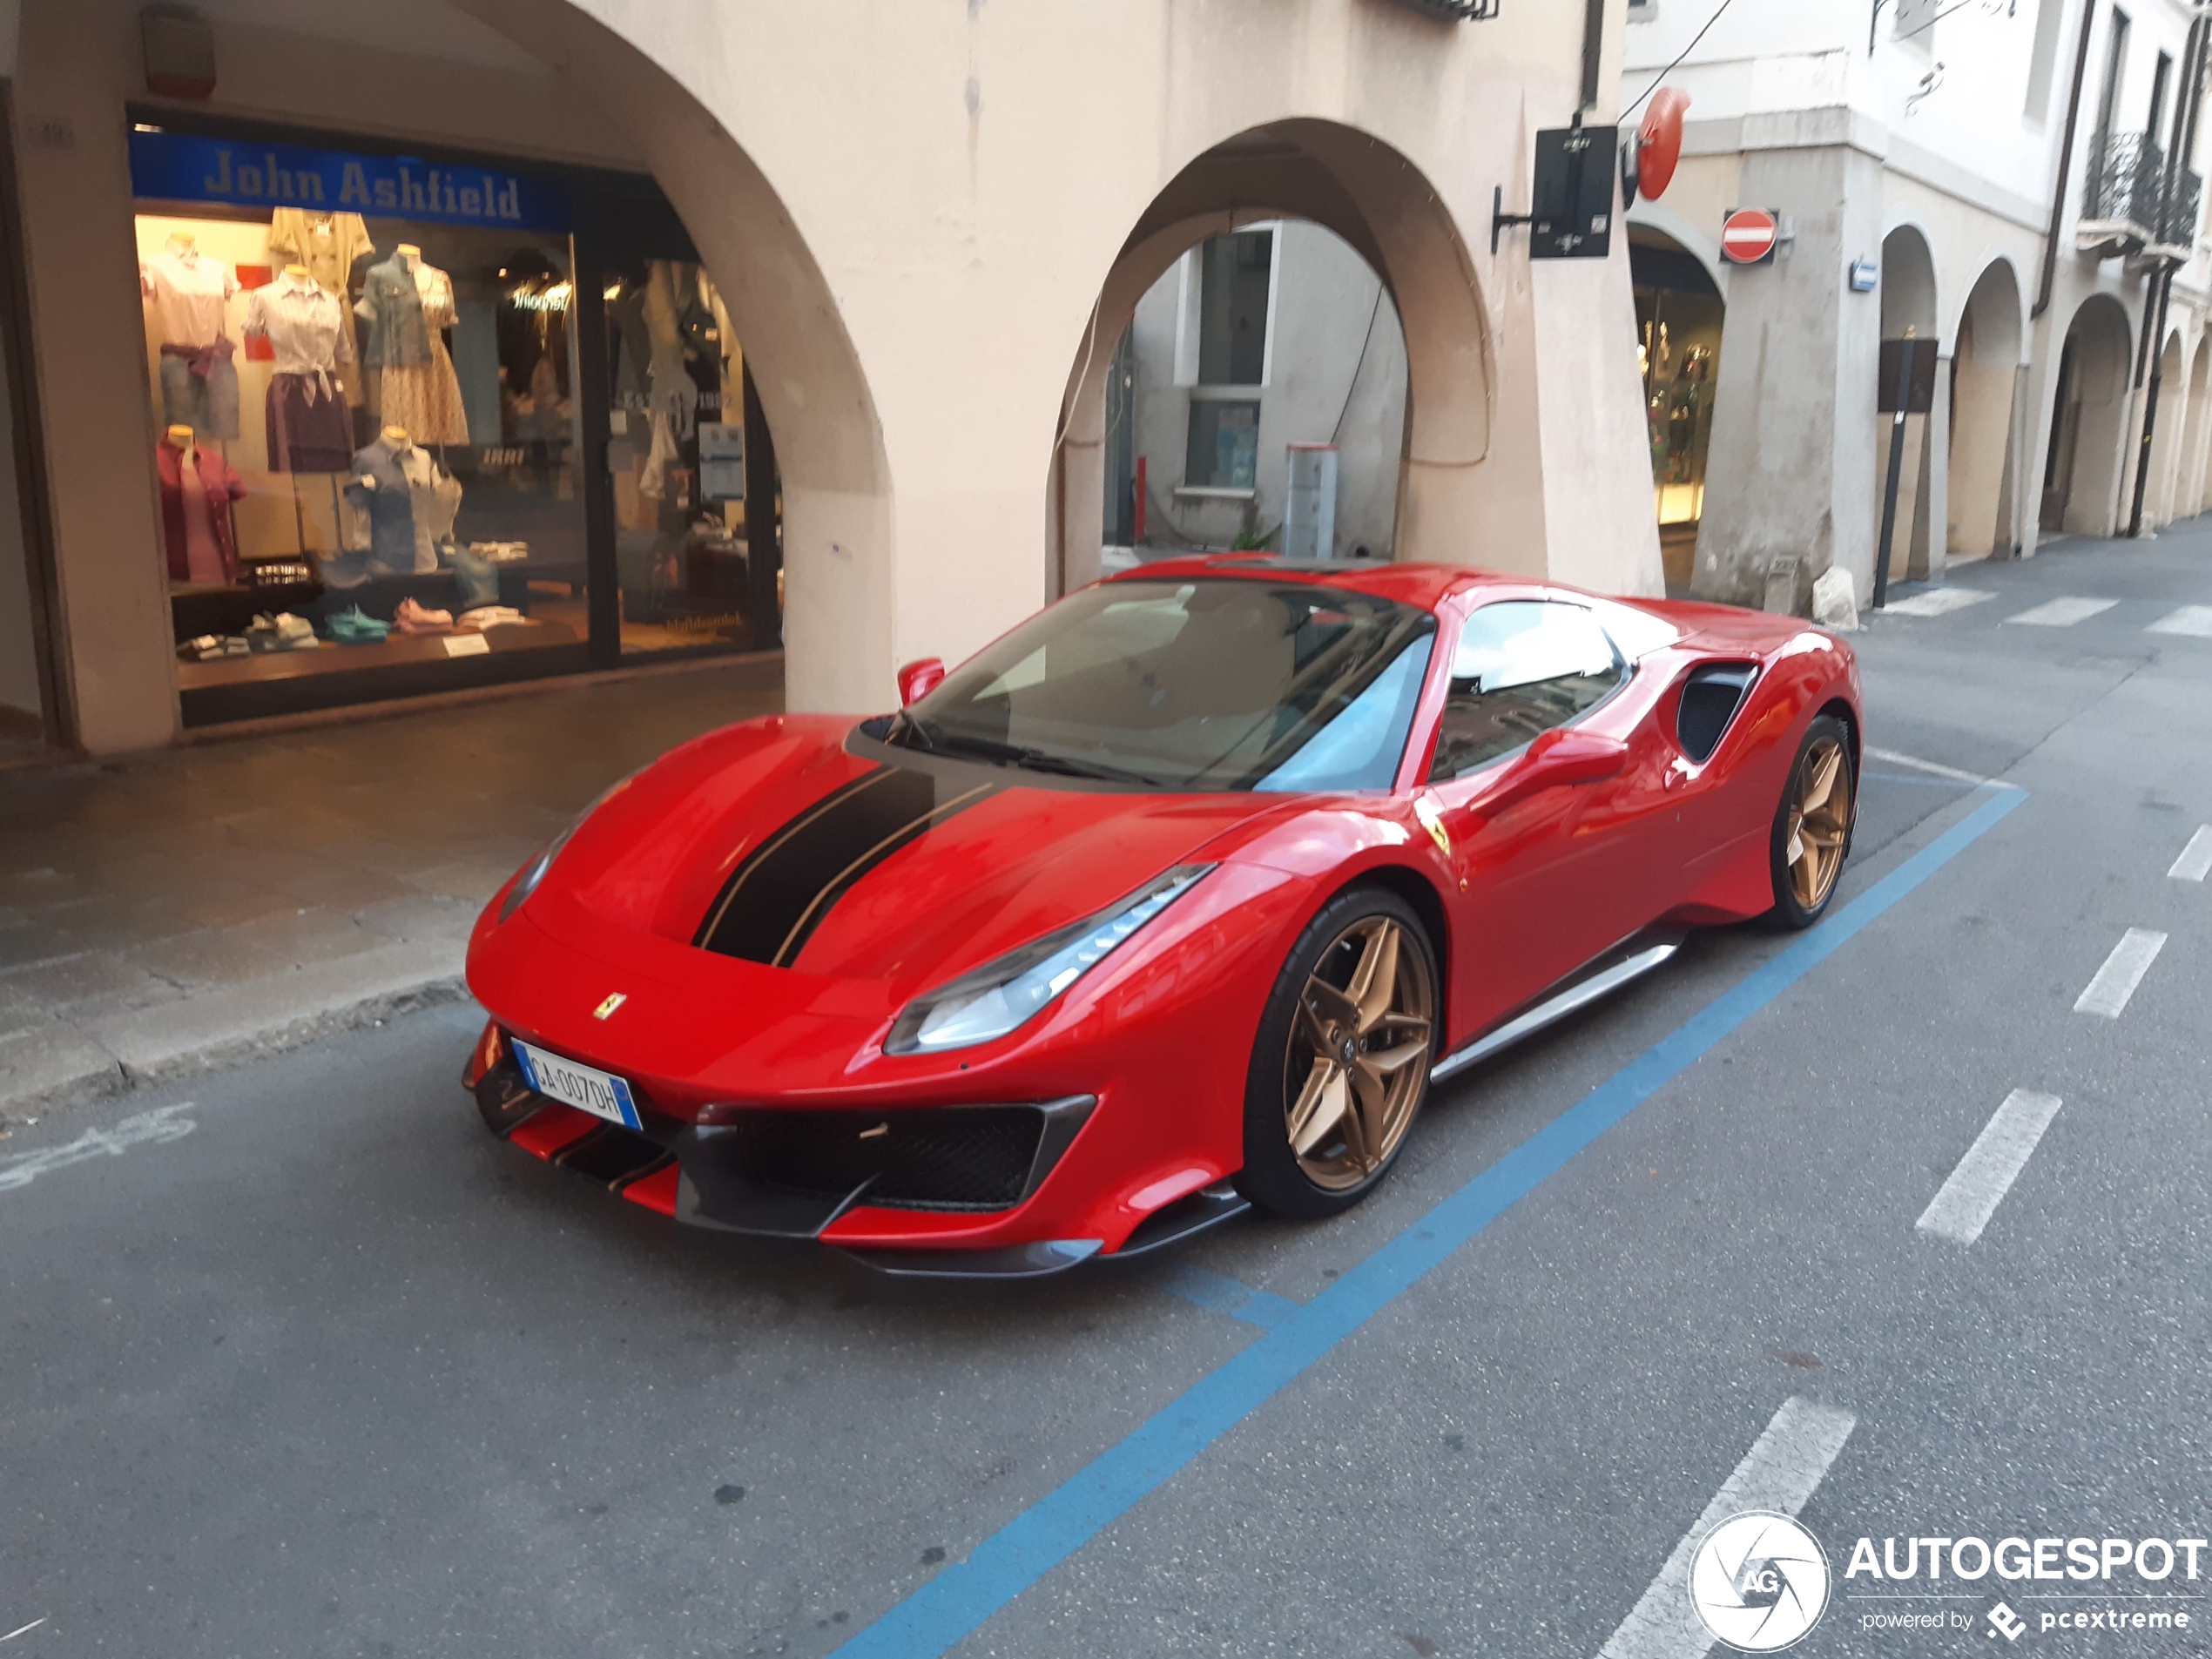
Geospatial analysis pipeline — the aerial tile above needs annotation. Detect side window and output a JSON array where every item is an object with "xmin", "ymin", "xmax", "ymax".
[{"xmin": 1427, "ymin": 601, "xmax": 1623, "ymax": 781}]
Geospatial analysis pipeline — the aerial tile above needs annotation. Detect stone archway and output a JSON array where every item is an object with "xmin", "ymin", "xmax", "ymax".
[
  {"xmin": 1946, "ymin": 260, "xmax": 2022, "ymax": 563},
  {"xmin": 1878, "ymin": 225, "xmax": 1940, "ymax": 583},
  {"xmin": 1050, "ymin": 121, "xmax": 1506, "ymax": 597},
  {"xmin": 2145, "ymin": 332, "xmax": 2188, "ymax": 528},
  {"xmin": 455, "ymin": 0, "xmax": 894, "ymax": 713},
  {"xmin": 2040, "ymin": 294, "xmax": 2134, "ymax": 536},
  {"xmin": 2181, "ymin": 337, "xmax": 2212, "ymax": 520}
]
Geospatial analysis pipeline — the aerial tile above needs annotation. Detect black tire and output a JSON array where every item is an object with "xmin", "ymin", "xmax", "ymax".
[
  {"xmin": 1764, "ymin": 713, "xmax": 1856, "ymax": 930},
  {"xmin": 1237, "ymin": 886, "xmax": 1439, "ymax": 1220}
]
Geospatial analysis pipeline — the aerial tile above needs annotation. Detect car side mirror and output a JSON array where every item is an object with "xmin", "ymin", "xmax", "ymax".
[
  {"xmin": 897, "ymin": 657, "xmax": 946, "ymax": 706},
  {"xmin": 1480, "ymin": 727, "xmax": 1629, "ymax": 816}
]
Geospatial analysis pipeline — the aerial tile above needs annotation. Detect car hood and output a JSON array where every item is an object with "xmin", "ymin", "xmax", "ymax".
[{"xmin": 547, "ymin": 715, "xmax": 1296, "ymax": 992}]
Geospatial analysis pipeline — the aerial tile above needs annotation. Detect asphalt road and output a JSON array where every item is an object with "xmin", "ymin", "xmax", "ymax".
[{"xmin": 3, "ymin": 529, "xmax": 2209, "ymax": 1659}]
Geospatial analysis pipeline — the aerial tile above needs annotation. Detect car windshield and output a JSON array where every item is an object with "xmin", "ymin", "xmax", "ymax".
[{"xmin": 893, "ymin": 577, "xmax": 1437, "ymax": 792}]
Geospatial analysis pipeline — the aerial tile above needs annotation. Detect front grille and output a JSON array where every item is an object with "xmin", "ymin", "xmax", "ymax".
[{"xmin": 721, "ymin": 1106, "xmax": 1046, "ymax": 1211}]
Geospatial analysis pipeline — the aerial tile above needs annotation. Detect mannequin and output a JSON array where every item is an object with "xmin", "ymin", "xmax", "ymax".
[
  {"xmin": 156, "ymin": 422, "xmax": 246, "ymax": 584},
  {"xmin": 143, "ymin": 227, "xmax": 239, "ymax": 441},
  {"xmin": 356, "ymin": 244, "xmax": 467, "ymax": 443},
  {"xmin": 266, "ymin": 207, "xmax": 374, "ymax": 405},
  {"xmin": 246, "ymin": 262, "xmax": 354, "ymax": 472},
  {"xmin": 339, "ymin": 424, "xmax": 461, "ymax": 577}
]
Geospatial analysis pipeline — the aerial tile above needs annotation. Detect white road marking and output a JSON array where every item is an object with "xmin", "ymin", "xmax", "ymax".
[
  {"xmin": 2004, "ymin": 597, "xmax": 2119, "ymax": 627},
  {"xmin": 1880, "ymin": 587, "xmax": 1995, "ymax": 617},
  {"xmin": 2147, "ymin": 604, "xmax": 2212, "ymax": 637},
  {"xmin": 1916, "ymin": 1090, "xmax": 2064, "ymax": 1244},
  {"xmin": 2074, "ymin": 928, "xmax": 2168, "ymax": 1018},
  {"xmin": 0, "ymin": 1619, "xmax": 47, "ymax": 1643},
  {"xmin": 0, "ymin": 1103, "xmax": 196, "ymax": 1193},
  {"xmin": 2170, "ymin": 826, "xmax": 2212, "ymax": 881},
  {"xmin": 1595, "ymin": 1398, "xmax": 1858, "ymax": 1659},
  {"xmin": 1863, "ymin": 746, "xmax": 2021, "ymax": 790}
]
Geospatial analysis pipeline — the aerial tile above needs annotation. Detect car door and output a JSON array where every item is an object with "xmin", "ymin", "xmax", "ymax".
[{"xmin": 1419, "ymin": 597, "xmax": 1656, "ymax": 1041}]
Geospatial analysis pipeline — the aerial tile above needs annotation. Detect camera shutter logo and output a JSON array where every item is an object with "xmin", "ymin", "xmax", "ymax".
[{"xmin": 1688, "ymin": 1511, "xmax": 1832, "ymax": 1651}]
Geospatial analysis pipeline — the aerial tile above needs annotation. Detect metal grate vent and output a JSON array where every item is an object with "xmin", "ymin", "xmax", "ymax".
[{"xmin": 1387, "ymin": 0, "xmax": 1499, "ymax": 19}]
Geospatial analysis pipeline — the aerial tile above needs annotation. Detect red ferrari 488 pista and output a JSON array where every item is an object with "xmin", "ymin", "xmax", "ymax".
[{"xmin": 464, "ymin": 557, "xmax": 1860, "ymax": 1275}]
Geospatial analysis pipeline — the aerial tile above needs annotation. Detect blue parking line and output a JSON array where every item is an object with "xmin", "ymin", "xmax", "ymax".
[
  {"xmin": 831, "ymin": 785, "xmax": 2028, "ymax": 1659},
  {"xmin": 1142, "ymin": 1259, "xmax": 1302, "ymax": 1329}
]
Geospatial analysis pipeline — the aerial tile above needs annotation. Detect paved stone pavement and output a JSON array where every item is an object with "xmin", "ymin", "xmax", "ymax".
[{"xmin": 0, "ymin": 658, "xmax": 783, "ymax": 1119}]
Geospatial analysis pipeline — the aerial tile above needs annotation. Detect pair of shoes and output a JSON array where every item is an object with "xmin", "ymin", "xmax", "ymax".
[
  {"xmin": 246, "ymin": 612, "xmax": 318, "ymax": 651},
  {"xmin": 326, "ymin": 605, "xmax": 391, "ymax": 644},
  {"xmin": 455, "ymin": 605, "xmax": 525, "ymax": 631},
  {"xmin": 394, "ymin": 597, "xmax": 453, "ymax": 636}
]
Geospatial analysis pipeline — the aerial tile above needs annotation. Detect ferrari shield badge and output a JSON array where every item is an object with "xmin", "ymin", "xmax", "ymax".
[
  {"xmin": 1413, "ymin": 794, "xmax": 1452, "ymax": 857},
  {"xmin": 592, "ymin": 992, "xmax": 628, "ymax": 1021}
]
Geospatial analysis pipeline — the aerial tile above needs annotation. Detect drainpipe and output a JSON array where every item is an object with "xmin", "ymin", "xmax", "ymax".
[
  {"xmin": 1581, "ymin": 0, "xmax": 1608, "ymax": 111},
  {"xmin": 2033, "ymin": 0, "xmax": 2102, "ymax": 320},
  {"xmin": 2127, "ymin": 10, "xmax": 2208, "ymax": 536}
]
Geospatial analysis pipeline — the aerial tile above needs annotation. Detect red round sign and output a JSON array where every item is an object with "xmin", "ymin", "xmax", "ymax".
[
  {"xmin": 1720, "ymin": 207, "xmax": 1778, "ymax": 265},
  {"xmin": 1637, "ymin": 88, "xmax": 1690, "ymax": 202}
]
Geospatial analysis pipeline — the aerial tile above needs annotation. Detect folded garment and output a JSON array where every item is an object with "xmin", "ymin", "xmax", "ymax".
[
  {"xmin": 466, "ymin": 541, "xmax": 530, "ymax": 562},
  {"xmin": 178, "ymin": 634, "xmax": 249, "ymax": 662},
  {"xmin": 454, "ymin": 604, "xmax": 525, "ymax": 632},
  {"xmin": 393, "ymin": 596, "xmax": 453, "ymax": 636},
  {"xmin": 326, "ymin": 605, "xmax": 391, "ymax": 644},
  {"xmin": 246, "ymin": 611, "xmax": 319, "ymax": 652}
]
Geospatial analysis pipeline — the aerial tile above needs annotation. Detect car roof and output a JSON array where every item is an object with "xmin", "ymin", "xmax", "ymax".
[{"xmin": 1100, "ymin": 555, "xmax": 1569, "ymax": 611}]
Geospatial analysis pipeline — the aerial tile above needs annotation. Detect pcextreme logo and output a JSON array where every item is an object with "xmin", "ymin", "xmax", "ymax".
[{"xmin": 1689, "ymin": 1511, "xmax": 1833, "ymax": 1652}]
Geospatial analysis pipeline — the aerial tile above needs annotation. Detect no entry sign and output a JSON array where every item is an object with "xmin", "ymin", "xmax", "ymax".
[{"xmin": 1720, "ymin": 206, "xmax": 1779, "ymax": 265}]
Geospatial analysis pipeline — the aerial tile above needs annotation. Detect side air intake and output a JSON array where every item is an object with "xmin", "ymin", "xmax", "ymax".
[{"xmin": 1676, "ymin": 664, "xmax": 1758, "ymax": 764}]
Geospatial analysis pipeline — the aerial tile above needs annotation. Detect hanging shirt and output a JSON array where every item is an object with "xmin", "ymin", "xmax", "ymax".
[
  {"xmin": 266, "ymin": 209, "xmax": 373, "ymax": 296},
  {"xmin": 140, "ymin": 246, "xmax": 237, "ymax": 347},
  {"xmin": 244, "ymin": 273, "xmax": 354, "ymax": 381}
]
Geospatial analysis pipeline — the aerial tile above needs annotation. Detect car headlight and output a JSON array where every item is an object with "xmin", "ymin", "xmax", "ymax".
[
  {"xmin": 497, "ymin": 771, "xmax": 643, "ymax": 921},
  {"xmin": 885, "ymin": 865, "xmax": 1213, "ymax": 1055}
]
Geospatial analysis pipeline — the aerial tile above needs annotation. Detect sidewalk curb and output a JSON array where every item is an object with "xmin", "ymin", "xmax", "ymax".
[{"xmin": 0, "ymin": 951, "xmax": 474, "ymax": 1128}]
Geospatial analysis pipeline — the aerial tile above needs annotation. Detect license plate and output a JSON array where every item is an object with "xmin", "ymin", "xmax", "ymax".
[{"xmin": 511, "ymin": 1041, "xmax": 642, "ymax": 1131}]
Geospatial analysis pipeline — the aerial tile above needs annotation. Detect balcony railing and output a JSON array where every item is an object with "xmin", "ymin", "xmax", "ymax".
[{"xmin": 2081, "ymin": 129, "xmax": 2204, "ymax": 253}]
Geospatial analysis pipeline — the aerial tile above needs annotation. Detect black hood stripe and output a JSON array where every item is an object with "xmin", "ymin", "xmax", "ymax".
[{"xmin": 696, "ymin": 765, "xmax": 1003, "ymax": 967}]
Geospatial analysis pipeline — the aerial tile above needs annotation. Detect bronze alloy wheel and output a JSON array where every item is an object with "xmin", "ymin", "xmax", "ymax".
[
  {"xmin": 1784, "ymin": 733, "xmax": 1852, "ymax": 911},
  {"xmin": 1283, "ymin": 914, "xmax": 1436, "ymax": 1191}
]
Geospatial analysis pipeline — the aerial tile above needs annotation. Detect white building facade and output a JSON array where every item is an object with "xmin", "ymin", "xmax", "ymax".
[{"xmin": 1624, "ymin": 0, "xmax": 2212, "ymax": 610}]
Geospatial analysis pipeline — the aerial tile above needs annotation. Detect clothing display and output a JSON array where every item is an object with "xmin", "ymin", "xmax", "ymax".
[
  {"xmin": 356, "ymin": 254, "xmax": 469, "ymax": 444},
  {"xmin": 144, "ymin": 241, "xmax": 242, "ymax": 442},
  {"xmin": 338, "ymin": 434, "xmax": 463, "ymax": 577},
  {"xmin": 264, "ymin": 210, "xmax": 374, "ymax": 405},
  {"xmin": 246, "ymin": 612, "xmax": 318, "ymax": 651},
  {"xmin": 393, "ymin": 597, "xmax": 453, "ymax": 635},
  {"xmin": 246, "ymin": 272, "xmax": 354, "ymax": 472},
  {"xmin": 156, "ymin": 439, "xmax": 248, "ymax": 583},
  {"xmin": 326, "ymin": 606, "xmax": 390, "ymax": 644}
]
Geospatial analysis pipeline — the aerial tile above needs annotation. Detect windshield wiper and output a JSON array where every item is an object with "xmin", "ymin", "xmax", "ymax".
[
  {"xmin": 932, "ymin": 732, "xmax": 1163, "ymax": 787},
  {"xmin": 889, "ymin": 710, "xmax": 940, "ymax": 752}
]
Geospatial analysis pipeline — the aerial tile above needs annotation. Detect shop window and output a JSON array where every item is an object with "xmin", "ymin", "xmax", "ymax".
[
  {"xmin": 1185, "ymin": 396, "xmax": 1262, "ymax": 490},
  {"xmin": 603, "ymin": 260, "xmax": 765, "ymax": 655},
  {"xmin": 1197, "ymin": 230, "xmax": 1274, "ymax": 387},
  {"xmin": 132, "ymin": 132, "xmax": 586, "ymax": 711},
  {"xmin": 125, "ymin": 123, "xmax": 778, "ymax": 725}
]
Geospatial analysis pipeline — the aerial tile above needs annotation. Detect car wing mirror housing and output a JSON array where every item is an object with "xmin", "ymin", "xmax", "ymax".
[{"xmin": 897, "ymin": 656, "xmax": 946, "ymax": 706}]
